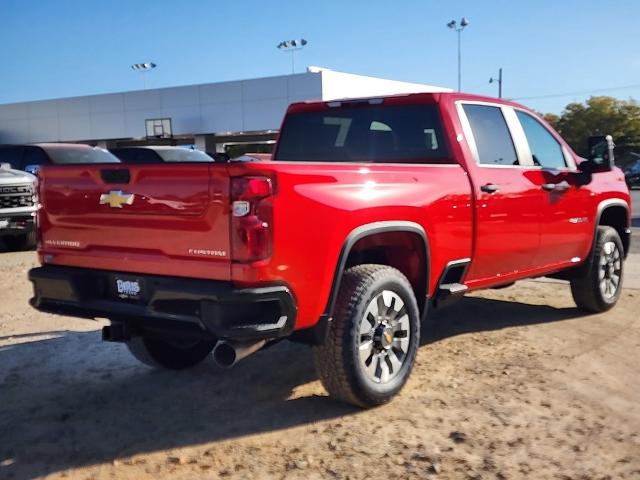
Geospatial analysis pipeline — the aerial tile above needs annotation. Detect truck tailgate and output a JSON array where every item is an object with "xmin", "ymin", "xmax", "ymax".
[{"xmin": 38, "ymin": 164, "xmax": 231, "ymax": 280}]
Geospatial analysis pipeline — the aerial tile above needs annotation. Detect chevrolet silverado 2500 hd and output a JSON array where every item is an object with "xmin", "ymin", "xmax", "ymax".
[{"xmin": 29, "ymin": 93, "xmax": 632, "ymax": 407}]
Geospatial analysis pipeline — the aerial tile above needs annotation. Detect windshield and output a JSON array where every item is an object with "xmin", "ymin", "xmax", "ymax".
[
  {"xmin": 275, "ymin": 103, "xmax": 449, "ymax": 163},
  {"xmin": 45, "ymin": 147, "xmax": 120, "ymax": 164},
  {"xmin": 154, "ymin": 149, "xmax": 213, "ymax": 162}
]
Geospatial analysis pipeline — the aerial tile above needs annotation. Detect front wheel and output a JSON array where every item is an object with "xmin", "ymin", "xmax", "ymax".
[
  {"xmin": 314, "ymin": 264, "xmax": 420, "ymax": 408},
  {"xmin": 570, "ymin": 226, "xmax": 624, "ymax": 313},
  {"xmin": 126, "ymin": 334, "xmax": 215, "ymax": 370}
]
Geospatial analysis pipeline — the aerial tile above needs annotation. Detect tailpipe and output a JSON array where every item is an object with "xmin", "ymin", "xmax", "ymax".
[{"xmin": 212, "ymin": 339, "xmax": 266, "ymax": 368}]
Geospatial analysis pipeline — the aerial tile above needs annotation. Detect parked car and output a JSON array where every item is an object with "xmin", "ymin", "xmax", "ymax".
[
  {"xmin": 0, "ymin": 164, "xmax": 37, "ymax": 250},
  {"xmin": 29, "ymin": 92, "xmax": 632, "ymax": 408},
  {"xmin": 110, "ymin": 146, "xmax": 213, "ymax": 164},
  {"xmin": 0, "ymin": 143, "xmax": 120, "ymax": 174},
  {"xmin": 624, "ymin": 156, "xmax": 640, "ymax": 189}
]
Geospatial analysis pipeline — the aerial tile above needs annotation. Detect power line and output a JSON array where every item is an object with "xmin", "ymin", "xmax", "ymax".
[{"xmin": 511, "ymin": 83, "xmax": 640, "ymax": 101}]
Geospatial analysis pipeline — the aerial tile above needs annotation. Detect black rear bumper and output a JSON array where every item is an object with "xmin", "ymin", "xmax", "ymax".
[{"xmin": 29, "ymin": 265, "xmax": 297, "ymax": 341}]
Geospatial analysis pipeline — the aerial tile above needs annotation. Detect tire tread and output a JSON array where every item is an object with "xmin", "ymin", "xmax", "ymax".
[{"xmin": 314, "ymin": 264, "xmax": 419, "ymax": 407}]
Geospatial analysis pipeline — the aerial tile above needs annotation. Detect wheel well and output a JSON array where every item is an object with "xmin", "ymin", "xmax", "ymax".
[
  {"xmin": 345, "ymin": 231, "xmax": 428, "ymax": 313},
  {"xmin": 599, "ymin": 205, "xmax": 630, "ymax": 255}
]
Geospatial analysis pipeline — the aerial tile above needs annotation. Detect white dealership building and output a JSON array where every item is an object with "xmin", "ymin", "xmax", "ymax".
[{"xmin": 0, "ymin": 67, "xmax": 450, "ymax": 154}]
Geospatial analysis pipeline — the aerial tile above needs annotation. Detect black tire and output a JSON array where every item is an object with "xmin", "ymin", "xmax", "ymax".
[
  {"xmin": 570, "ymin": 226, "xmax": 624, "ymax": 313},
  {"xmin": 4, "ymin": 231, "xmax": 36, "ymax": 251},
  {"xmin": 126, "ymin": 334, "xmax": 215, "ymax": 370},
  {"xmin": 314, "ymin": 264, "xmax": 420, "ymax": 408}
]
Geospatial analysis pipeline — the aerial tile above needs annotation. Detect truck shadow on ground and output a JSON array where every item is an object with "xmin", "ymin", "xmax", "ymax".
[{"xmin": 0, "ymin": 294, "xmax": 588, "ymax": 479}]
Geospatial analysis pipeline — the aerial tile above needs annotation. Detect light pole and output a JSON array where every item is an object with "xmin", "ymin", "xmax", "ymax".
[
  {"xmin": 131, "ymin": 62, "xmax": 157, "ymax": 89},
  {"xmin": 277, "ymin": 39, "xmax": 308, "ymax": 74},
  {"xmin": 489, "ymin": 68, "xmax": 503, "ymax": 98},
  {"xmin": 446, "ymin": 18, "xmax": 469, "ymax": 91}
]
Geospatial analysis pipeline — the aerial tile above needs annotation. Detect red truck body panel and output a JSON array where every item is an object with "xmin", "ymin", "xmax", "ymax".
[
  {"xmin": 226, "ymin": 161, "xmax": 472, "ymax": 329},
  {"xmin": 38, "ymin": 164, "xmax": 231, "ymax": 280}
]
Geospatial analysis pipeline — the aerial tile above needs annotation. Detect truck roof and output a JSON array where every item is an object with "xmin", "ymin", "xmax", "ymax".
[{"xmin": 289, "ymin": 91, "xmax": 533, "ymax": 115}]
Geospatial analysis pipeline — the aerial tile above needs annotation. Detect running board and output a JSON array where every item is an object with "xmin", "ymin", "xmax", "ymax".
[
  {"xmin": 432, "ymin": 258, "xmax": 471, "ymax": 308},
  {"xmin": 438, "ymin": 282, "xmax": 468, "ymax": 296}
]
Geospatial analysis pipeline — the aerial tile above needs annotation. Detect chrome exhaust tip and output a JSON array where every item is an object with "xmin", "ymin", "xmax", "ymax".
[{"xmin": 212, "ymin": 339, "xmax": 266, "ymax": 368}]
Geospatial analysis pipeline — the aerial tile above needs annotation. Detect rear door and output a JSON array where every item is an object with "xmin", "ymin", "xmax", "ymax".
[
  {"xmin": 39, "ymin": 164, "xmax": 232, "ymax": 280},
  {"xmin": 513, "ymin": 110, "xmax": 593, "ymax": 266},
  {"xmin": 458, "ymin": 103, "xmax": 541, "ymax": 282}
]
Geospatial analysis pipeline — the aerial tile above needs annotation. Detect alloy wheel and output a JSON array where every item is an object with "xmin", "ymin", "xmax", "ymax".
[
  {"xmin": 599, "ymin": 241, "xmax": 622, "ymax": 299},
  {"xmin": 358, "ymin": 290, "xmax": 411, "ymax": 384}
]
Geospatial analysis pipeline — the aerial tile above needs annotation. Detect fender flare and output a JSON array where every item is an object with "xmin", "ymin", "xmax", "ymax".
[
  {"xmin": 564, "ymin": 198, "xmax": 631, "ymax": 279},
  {"xmin": 321, "ymin": 220, "xmax": 431, "ymax": 321},
  {"xmin": 594, "ymin": 198, "xmax": 631, "ymax": 258}
]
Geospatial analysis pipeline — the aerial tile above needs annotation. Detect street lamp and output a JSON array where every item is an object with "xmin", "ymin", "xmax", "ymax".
[
  {"xmin": 446, "ymin": 17, "xmax": 469, "ymax": 91},
  {"xmin": 489, "ymin": 68, "xmax": 503, "ymax": 98},
  {"xmin": 277, "ymin": 39, "xmax": 308, "ymax": 74},
  {"xmin": 131, "ymin": 62, "xmax": 157, "ymax": 89}
]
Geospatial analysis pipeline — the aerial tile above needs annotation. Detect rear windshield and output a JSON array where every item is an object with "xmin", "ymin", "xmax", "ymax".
[
  {"xmin": 46, "ymin": 147, "xmax": 120, "ymax": 164},
  {"xmin": 275, "ymin": 103, "xmax": 449, "ymax": 163}
]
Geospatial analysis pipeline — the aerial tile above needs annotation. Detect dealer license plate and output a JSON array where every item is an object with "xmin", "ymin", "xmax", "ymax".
[{"xmin": 114, "ymin": 276, "xmax": 143, "ymax": 301}]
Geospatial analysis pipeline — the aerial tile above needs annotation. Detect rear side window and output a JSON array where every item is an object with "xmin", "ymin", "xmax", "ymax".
[
  {"xmin": 463, "ymin": 105, "xmax": 518, "ymax": 166},
  {"xmin": 275, "ymin": 104, "xmax": 449, "ymax": 163},
  {"xmin": 516, "ymin": 111, "xmax": 566, "ymax": 169}
]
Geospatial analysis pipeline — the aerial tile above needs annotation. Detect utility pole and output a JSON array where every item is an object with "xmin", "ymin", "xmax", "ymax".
[
  {"xmin": 489, "ymin": 68, "xmax": 503, "ymax": 98},
  {"xmin": 447, "ymin": 18, "xmax": 469, "ymax": 91}
]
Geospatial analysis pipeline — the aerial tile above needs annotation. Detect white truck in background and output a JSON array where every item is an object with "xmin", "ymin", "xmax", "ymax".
[{"xmin": 0, "ymin": 163, "xmax": 37, "ymax": 251}]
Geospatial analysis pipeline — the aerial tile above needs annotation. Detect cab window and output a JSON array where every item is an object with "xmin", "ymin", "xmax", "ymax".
[
  {"xmin": 516, "ymin": 111, "xmax": 566, "ymax": 169},
  {"xmin": 463, "ymin": 105, "xmax": 518, "ymax": 166}
]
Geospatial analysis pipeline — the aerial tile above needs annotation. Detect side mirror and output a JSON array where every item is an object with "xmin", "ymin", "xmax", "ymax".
[{"xmin": 581, "ymin": 135, "xmax": 615, "ymax": 173}]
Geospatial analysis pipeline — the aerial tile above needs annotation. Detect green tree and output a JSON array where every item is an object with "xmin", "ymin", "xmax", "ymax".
[{"xmin": 548, "ymin": 96, "xmax": 640, "ymax": 163}]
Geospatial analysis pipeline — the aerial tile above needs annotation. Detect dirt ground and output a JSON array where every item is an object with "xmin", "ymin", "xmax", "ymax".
[{"xmin": 1, "ymin": 248, "xmax": 639, "ymax": 480}]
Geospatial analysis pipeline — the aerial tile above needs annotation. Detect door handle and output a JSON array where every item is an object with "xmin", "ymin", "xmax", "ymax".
[
  {"xmin": 480, "ymin": 183, "xmax": 499, "ymax": 193},
  {"xmin": 541, "ymin": 181, "xmax": 570, "ymax": 192}
]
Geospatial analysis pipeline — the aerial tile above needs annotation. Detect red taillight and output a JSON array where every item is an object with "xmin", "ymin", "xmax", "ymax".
[{"xmin": 230, "ymin": 176, "xmax": 273, "ymax": 262}]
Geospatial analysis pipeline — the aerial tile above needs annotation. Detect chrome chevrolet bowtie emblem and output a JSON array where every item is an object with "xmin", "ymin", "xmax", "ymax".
[{"xmin": 99, "ymin": 190, "xmax": 135, "ymax": 208}]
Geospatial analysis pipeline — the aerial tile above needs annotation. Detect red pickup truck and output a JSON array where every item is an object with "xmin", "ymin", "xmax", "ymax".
[{"xmin": 29, "ymin": 92, "xmax": 632, "ymax": 407}]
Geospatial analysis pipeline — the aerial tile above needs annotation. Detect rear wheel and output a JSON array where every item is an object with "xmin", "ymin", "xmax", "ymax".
[
  {"xmin": 314, "ymin": 264, "xmax": 420, "ymax": 408},
  {"xmin": 126, "ymin": 334, "xmax": 215, "ymax": 370},
  {"xmin": 570, "ymin": 226, "xmax": 624, "ymax": 313}
]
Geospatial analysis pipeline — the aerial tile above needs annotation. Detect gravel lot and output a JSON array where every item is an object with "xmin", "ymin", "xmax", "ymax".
[{"xmin": 1, "ymin": 248, "xmax": 638, "ymax": 480}]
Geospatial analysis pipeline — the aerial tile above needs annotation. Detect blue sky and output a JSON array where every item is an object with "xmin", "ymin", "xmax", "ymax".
[{"xmin": 1, "ymin": 0, "xmax": 639, "ymax": 113}]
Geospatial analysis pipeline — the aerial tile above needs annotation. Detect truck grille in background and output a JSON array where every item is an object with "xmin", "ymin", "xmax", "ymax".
[{"xmin": 0, "ymin": 184, "xmax": 35, "ymax": 209}]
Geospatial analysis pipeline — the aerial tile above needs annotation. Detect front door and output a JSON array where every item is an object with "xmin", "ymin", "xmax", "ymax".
[
  {"xmin": 458, "ymin": 103, "xmax": 541, "ymax": 282},
  {"xmin": 513, "ymin": 110, "xmax": 594, "ymax": 267}
]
